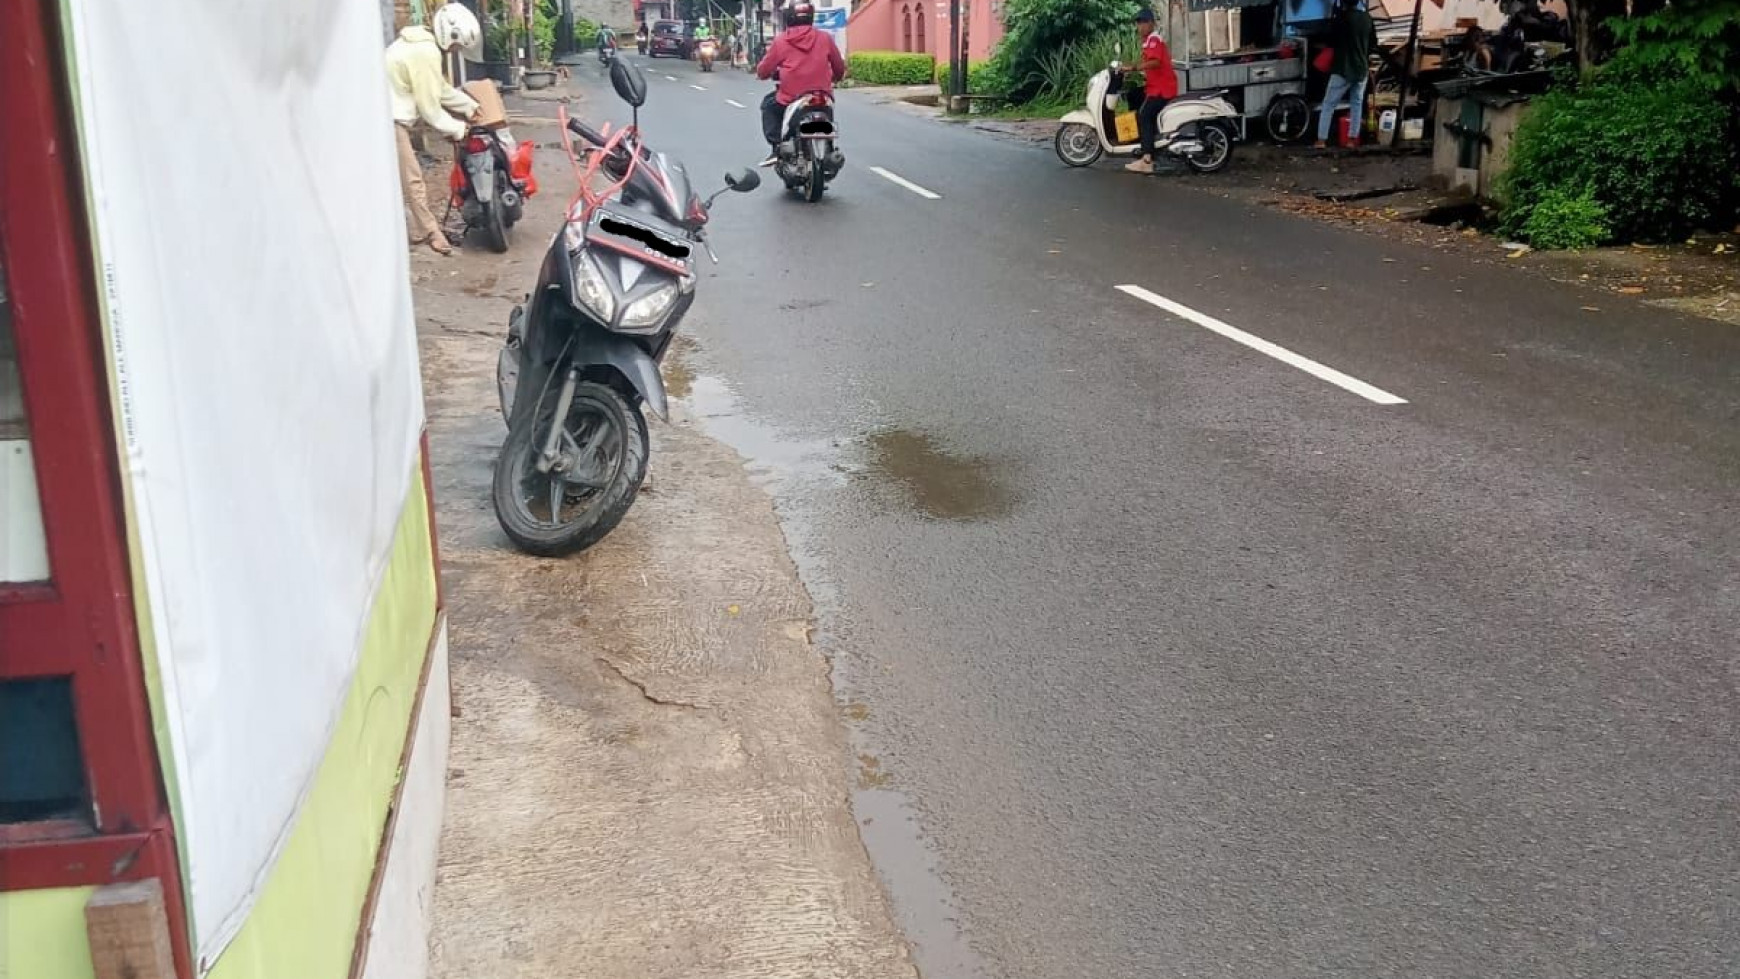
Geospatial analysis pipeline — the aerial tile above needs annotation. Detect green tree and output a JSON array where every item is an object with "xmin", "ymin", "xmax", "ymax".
[{"xmin": 1607, "ymin": 0, "xmax": 1740, "ymax": 94}]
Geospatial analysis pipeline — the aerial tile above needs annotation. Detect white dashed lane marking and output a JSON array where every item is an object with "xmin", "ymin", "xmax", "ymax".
[{"xmin": 1116, "ymin": 285, "xmax": 1408, "ymax": 405}]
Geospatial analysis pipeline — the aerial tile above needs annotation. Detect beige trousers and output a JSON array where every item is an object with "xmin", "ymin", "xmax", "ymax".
[{"xmin": 395, "ymin": 124, "xmax": 444, "ymax": 244}]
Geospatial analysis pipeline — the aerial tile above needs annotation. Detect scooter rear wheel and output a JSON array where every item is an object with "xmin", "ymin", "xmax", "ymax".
[
  {"xmin": 1183, "ymin": 123, "xmax": 1234, "ymax": 174},
  {"xmin": 1055, "ymin": 123, "xmax": 1103, "ymax": 167},
  {"xmin": 481, "ymin": 194, "xmax": 510, "ymax": 253},
  {"xmin": 804, "ymin": 157, "xmax": 826, "ymax": 202}
]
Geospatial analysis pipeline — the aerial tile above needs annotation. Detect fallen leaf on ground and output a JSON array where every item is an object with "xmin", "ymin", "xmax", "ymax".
[{"xmin": 1618, "ymin": 286, "xmax": 1645, "ymax": 294}]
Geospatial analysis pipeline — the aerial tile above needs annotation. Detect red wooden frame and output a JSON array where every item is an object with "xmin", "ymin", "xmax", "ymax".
[{"xmin": 0, "ymin": 1, "xmax": 193, "ymax": 976}]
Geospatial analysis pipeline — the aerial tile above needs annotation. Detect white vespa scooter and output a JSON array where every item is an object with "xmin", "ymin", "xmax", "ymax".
[{"xmin": 1054, "ymin": 61, "xmax": 1238, "ymax": 173}]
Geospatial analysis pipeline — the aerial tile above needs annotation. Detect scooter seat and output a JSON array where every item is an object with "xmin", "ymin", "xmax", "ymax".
[{"xmin": 1172, "ymin": 89, "xmax": 1230, "ymax": 102}]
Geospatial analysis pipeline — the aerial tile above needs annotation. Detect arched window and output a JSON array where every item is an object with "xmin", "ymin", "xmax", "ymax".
[
  {"xmin": 914, "ymin": 4, "xmax": 926, "ymax": 52},
  {"xmin": 901, "ymin": 4, "xmax": 913, "ymax": 52}
]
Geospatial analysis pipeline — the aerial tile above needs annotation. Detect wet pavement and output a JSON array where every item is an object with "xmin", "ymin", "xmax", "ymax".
[{"xmin": 554, "ymin": 60, "xmax": 1735, "ymax": 979}]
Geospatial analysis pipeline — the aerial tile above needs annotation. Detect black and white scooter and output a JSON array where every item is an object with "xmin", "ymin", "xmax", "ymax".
[
  {"xmin": 1054, "ymin": 61, "xmax": 1238, "ymax": 173},
  {"xmin": 492, "ymin": 59, "xmax": 760, "ymax": 556}
]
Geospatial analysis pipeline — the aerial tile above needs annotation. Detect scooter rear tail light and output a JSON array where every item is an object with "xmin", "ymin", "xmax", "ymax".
[
  {"xmin": 466, "ymin": 136, "xmax": 491, "ymax": 153},
  {"xmin": 808, "ymin": 95, "xmax": 831, "ymax": 107}
]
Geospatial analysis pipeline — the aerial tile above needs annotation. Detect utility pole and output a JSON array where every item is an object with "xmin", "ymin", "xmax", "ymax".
[
  {"xmin": 1392, "ymin": 0, "xmax": 1424, "ymax": 143},
  {"xmin": 948, "ymin": 0, "xmax": 962, "ymax": 97},
  {"xmin": 958, "ymin": 0, "xmax": 970, "ymax": 92}
]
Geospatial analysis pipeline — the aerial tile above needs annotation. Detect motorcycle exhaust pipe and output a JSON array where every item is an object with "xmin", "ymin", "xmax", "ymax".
[
  {"xmin": 1171, "ymin": 140, "xmax": 1204, "ymax": 155},
  {"xmin": 501, "ymin": 190, "xmax": 521, "ymax": 208}
]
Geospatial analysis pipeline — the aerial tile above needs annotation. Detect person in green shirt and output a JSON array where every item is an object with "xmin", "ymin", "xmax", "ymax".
[{"xmin": 1315, "ymin": 0, "xmax": 1378, "ymax": 147}]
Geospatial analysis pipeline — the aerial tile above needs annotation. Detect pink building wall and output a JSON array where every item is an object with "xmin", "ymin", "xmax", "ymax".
[{"xmin": 848, "ymin": 0, "xmax": 1003, "ymax": 61}]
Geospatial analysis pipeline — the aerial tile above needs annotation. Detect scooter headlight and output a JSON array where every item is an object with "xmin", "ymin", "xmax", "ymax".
[
  {"xmin": 571, "ymin": 251, "xmax": 617, "ymax": 322},
  {"xmin": 619, "ymin": 280, "xmax": 680, "ymax": 330}
]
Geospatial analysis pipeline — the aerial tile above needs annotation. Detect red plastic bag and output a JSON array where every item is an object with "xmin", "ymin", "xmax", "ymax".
[
  {"xmin": 1312, "ymin": 46, "xmax": 1335, "ymax": 74},
  {"xmin": 448, "ymin": 162, "xmax": 466, "ymax": 208},
  {"xmin": 510, "ymin": 140, "xmax": 538, "ymax": 199}
]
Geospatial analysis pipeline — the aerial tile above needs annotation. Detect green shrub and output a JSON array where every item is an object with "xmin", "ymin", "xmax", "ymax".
[
  {"xmin": 1518, "ymin": 186, "xmax": 1611, "ymax": 250},
  {"xmin": 572, "ymin": 17, "xmax": 600, "ymax": 49},
  {"xmin": 995, "ymin": 0, "xmax": 1139, "ymax": 102},
  {"xmin": 934, "ymin": 59, "xmax": 1013, "ymax": 95},
  {"xmin": 847, "ymin": 51, "xmax": 937, "ymax": 85},
  {"xmin": 1500, "ymin": 77, "xmax": 1738, "ymax": 244}
]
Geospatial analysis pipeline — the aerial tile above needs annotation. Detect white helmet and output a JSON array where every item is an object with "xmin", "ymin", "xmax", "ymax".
[{"xmin": 431, "ymin": 3, "xmax": 481, "ymax": 52}]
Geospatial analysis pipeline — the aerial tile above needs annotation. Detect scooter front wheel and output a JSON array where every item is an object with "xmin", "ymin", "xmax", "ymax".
[
  {"xmin": 1055, "ymin": 123, "xmax": 1103, "ymax": 167},
  {"xmin": 493, "ymin": 380, "xmax": 648, "ymax": 557}
]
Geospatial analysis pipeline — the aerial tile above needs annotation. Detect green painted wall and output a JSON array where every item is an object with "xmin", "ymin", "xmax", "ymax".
[{"xmin": 0, "ymin": 887, "xmax": 97, "ymax": 979}]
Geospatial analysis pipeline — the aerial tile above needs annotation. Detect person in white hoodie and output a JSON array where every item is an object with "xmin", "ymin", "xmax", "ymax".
[{"xmin": 385, "ymin": 6, "xmax": 480, "ymax": 254}]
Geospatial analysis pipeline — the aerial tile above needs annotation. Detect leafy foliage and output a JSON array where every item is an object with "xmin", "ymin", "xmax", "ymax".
[
  {"xmin": 532, "ymin": 0, "xmax": 558, "ymax": 63},
  {"xmin": 1501, "ymin": 77, "xmax": 1738, "ymax": 244},
  {"xmin": 994, "ymin": 26, "xmax": 1138, "ymax": 112},
  {"xmin": 993, "ymin": 0, "xmax": 1139, "ymax": 102},
  {"xmin": 1606, "ymin": 0, "xmax": 1740, "ymax": 94},
  {"xmin": 1517, "ymin": 186, "xmax": 1611, "ymax": 250},
  {"xmin": 934, "ymin": 59, "xmax": 1014, "ymax": 96},
  {"xmin": 847, "ymin": 51, "xmax": 938, "ymax": 85},
  {"xmin": 573, "ymin": 17, "xmax": 601, "ymax": 49}
]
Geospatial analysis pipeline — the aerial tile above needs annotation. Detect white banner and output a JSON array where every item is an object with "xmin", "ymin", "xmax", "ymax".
[{"xmin": 63, "ymin": 0, "xmax": 424, "ymax": 968}]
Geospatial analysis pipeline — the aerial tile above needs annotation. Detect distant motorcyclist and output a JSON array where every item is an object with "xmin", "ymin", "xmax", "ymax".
[{"xmin": 755, "ymin": 2, "xmax": 845, "ymax": 166}]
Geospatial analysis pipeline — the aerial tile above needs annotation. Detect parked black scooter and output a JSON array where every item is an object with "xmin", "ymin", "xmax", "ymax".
[{"xmin": 492, "ymin": 58, "xmax": 760, "ymax": 556}]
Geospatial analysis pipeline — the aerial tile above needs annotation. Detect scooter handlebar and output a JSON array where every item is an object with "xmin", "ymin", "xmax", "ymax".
[{"xmin": 567, "ymin": 117, "xmax": 609, "ymax": 147}]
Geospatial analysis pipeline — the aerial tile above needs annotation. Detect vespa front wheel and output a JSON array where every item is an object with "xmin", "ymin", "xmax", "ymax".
[
  {"xmin": 1054, "ymin": 123, "xmax": 1104, "ymax": 167},
  {"xmin": 492, "ymin": 380, "xmax": 648, "ymax": 556}
]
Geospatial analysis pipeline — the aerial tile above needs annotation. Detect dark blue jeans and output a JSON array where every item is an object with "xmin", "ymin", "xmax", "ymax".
[{"xmin": 1138, "ymin": 95, "xmax": 1169, "ymax": 157}]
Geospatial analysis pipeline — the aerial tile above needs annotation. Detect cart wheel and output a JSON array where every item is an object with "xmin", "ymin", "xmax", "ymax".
[{"xmin": 1265, "ymin": 94, "xmax": 1311, "ymax": 144}]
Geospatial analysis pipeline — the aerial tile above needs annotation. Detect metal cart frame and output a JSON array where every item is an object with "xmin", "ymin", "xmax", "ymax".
[{"xmin": 1172, "ymin": 0, "xmax": 1311, "ymax": 141}]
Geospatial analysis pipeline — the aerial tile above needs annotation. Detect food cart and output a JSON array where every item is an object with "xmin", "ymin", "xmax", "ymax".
[{"xmin": 1170, "ymin": 0, "xmax": 1312, "ymax": 141}]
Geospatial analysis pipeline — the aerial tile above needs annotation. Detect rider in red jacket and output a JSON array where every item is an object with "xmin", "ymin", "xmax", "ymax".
[{"xmin": 755, "ymin": 2, "xmax": 846, "ymax": 165}]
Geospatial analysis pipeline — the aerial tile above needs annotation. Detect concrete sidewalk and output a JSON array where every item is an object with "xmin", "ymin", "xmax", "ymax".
[{"xmin": 412, "ymin": 105, "xmax": 913, "ymax": 979}]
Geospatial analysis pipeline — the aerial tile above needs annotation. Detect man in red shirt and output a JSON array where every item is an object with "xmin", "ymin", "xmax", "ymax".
[
  {"xmin": 1126, "ymin": 7, "xmax": 1179, "ymax": 174},
  {"xmin": 756, "ymin": 2, "xmax": 847, "ymax": 166}
]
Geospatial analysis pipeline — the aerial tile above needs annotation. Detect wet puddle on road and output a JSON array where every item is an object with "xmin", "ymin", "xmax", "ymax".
[
  {"xmin": 854, "ymin": 788, "xmax": 992, "ymax": 979},
  {"xmin": 859, "ymin": 429, "xmax": 1014, "ymax": 522},
  {"xmin": 668, "ymin": 339, "xmax": 1001, "ymax": 979},
  {"xmin": 667, "ymin": 338, "xmax": 1016, "ymax": 523}
]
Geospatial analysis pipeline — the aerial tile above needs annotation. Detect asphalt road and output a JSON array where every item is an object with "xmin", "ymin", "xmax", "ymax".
[{"xmin": 566, "ymin": 56, "xmax": 1740, "ymax": 979}]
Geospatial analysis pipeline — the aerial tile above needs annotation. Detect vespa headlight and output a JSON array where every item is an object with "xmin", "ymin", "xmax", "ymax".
[
  {"xmin": 619, "ymin": 280, "xmax": 680, "ymax": 330},
  {"xmin": 571, "ymin": 251, "xmax": 617, "ymax": 322}
]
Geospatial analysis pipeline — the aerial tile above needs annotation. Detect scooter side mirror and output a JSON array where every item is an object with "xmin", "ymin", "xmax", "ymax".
[
  {"xmin": 725, "ymin": 168, "xmax": 761, "ymax": 193},
  {"xmin": 609, "ymin": 58, "xmax": 648, "ymax": 107}
]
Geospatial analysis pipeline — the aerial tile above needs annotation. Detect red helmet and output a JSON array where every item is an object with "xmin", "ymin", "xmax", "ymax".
[{"xmin": 786, "ymin": 2, "xmax": 815, "ymax": 25}]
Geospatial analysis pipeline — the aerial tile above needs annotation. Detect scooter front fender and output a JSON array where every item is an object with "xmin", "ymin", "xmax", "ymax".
[
  {"xmin": 572, "ymin": 330, "xmax": 668, "ymax": 422},
  {"xmin": 1059, "ymin": 109, "xmax": 1096, "ymax": 127}
]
